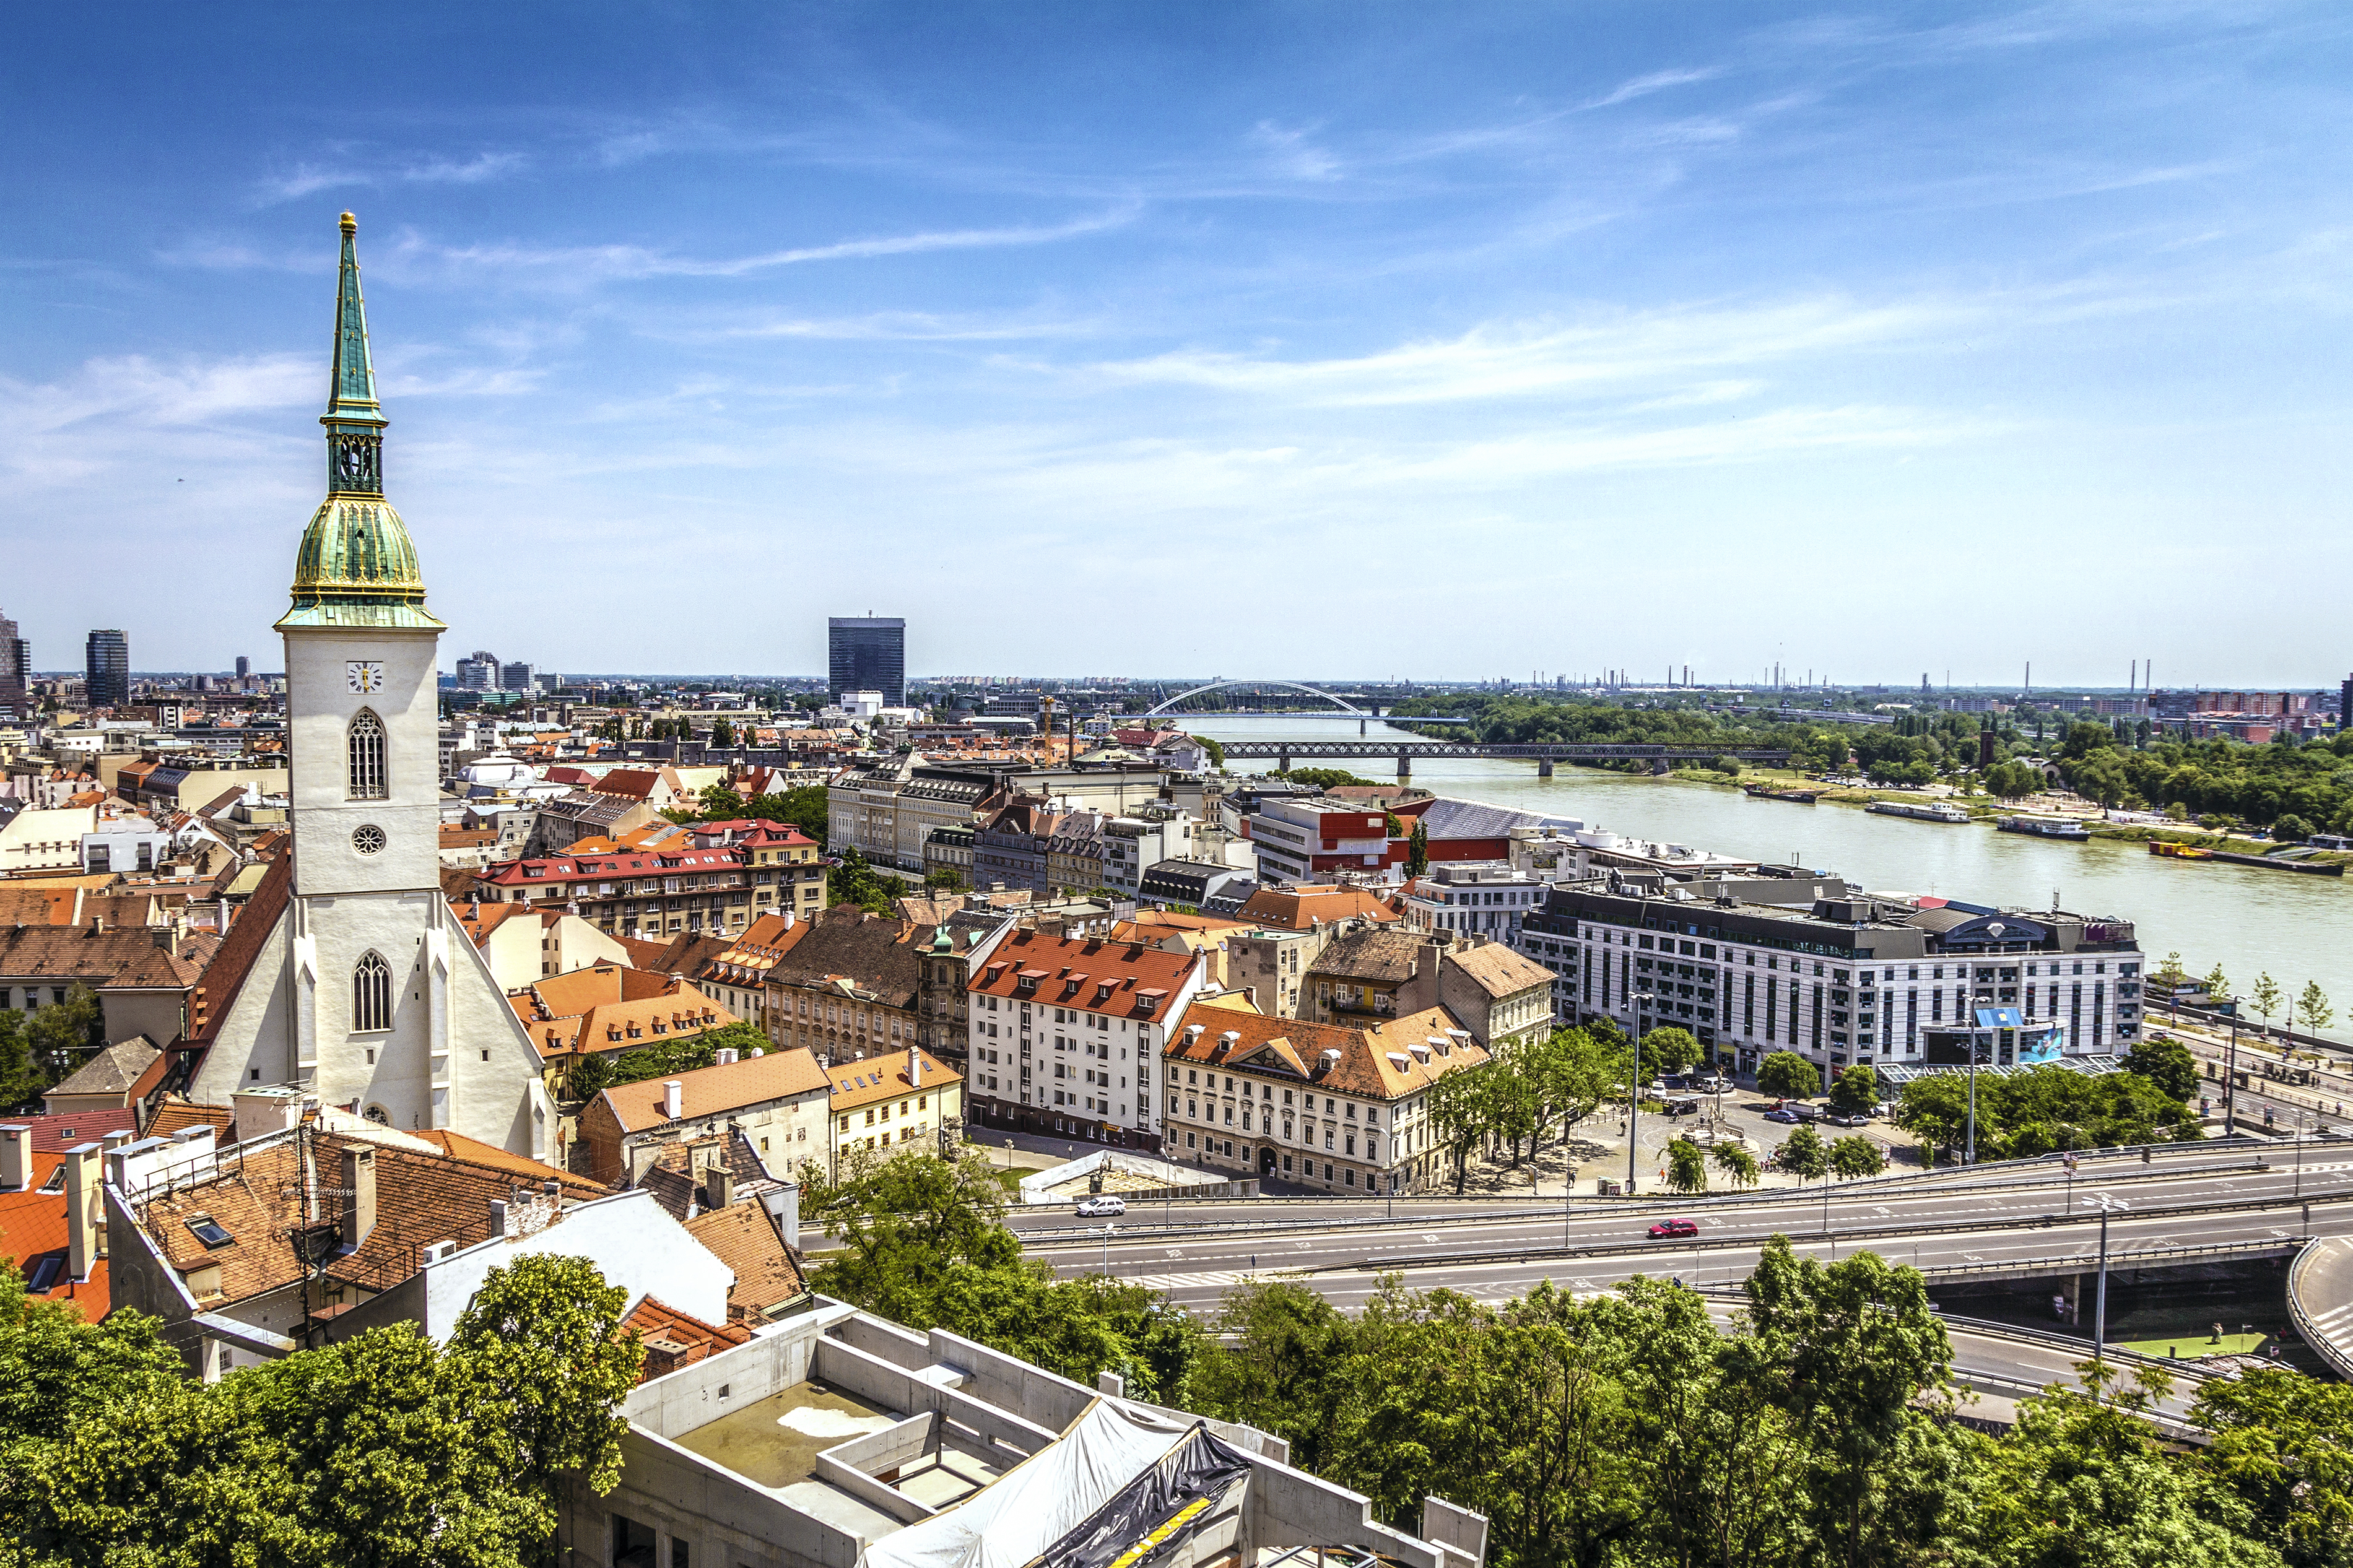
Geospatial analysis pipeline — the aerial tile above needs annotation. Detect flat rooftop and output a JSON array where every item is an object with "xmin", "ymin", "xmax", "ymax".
[{"xmin": 675, "ymin": 1380, "xmax": 895, "ymax": 1492}]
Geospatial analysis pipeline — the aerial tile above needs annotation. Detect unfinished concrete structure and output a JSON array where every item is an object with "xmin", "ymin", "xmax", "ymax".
[{"xmin": 577, "ymin": 1298, "xmax": 1483, "ymax": 1568}]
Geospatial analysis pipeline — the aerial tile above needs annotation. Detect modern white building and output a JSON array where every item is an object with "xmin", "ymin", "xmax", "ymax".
[
  {"xmin": 1397, "ymin": 862, "xmax": 1544, "ymax": 943},
  {"xmin": 1518, "ymin": 871, "xmax": 2144, "ymax": 1085},
  {"xmin": 183, "ymin": 214, "xmax": 554, "ymax": 1158}
]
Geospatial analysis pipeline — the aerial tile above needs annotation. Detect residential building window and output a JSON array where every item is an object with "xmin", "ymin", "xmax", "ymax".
[
  {"xmin": 347, "ymin": 709, "xmax": 388, "ymax": 800},
  {"xmin": 353, "ymin": 951, "xmax": 393, "ymax": 1031}
]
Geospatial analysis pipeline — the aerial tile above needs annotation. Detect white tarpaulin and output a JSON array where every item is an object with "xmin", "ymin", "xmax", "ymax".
[{"xmin": 857, "ymin": 1398, "xmax": 1192, "ymax": 1568}]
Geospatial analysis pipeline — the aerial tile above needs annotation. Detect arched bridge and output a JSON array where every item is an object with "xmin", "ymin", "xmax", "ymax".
[
  {"xmin": 1146, "ymin": 680, "xmax": 1365, "ymax": 716},
  {"xmin": 1212, "ymin": 739, "xmax": 1790, "ymax": 778}
]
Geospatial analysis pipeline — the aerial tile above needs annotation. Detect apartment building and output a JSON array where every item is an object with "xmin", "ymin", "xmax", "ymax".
[
  {"xmin": 1246, "ymin": 799, "xmax": 1393, "ymax": 885},
  {"xmin": 471, "ymin": 820, "xmax": 825, "ymax": 939},
  {"xmin": 1518, "ymin": 872, "xmax": 2145, "ymax": 1083},
  {"xmin": 1305, "ymin": 925, "xmax": 1554, "ymax": 1054},
  {"xmin": 759, "ymin": 905, "xmax": 924, "ymax": 1064},
  {"xmin": 1398, "ymin": 862, "xmax": 1546, "ymax": 943},
  {"xmin": 963, "ymin": 927, "xmax": 1207, "ymax": 1151},
  {"xmin": 1160, "ymin": 1006, "xmax": 1487, "ymax": 1193}
]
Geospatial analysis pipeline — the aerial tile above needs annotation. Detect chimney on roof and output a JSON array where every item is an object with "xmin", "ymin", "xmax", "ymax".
[
  {"xmin": 0, "ymin": 1125, "xmax": 28, "ymax": 1192},
  {"xmin": 342, "ymin": 1146, "xmax": 376, "ymax": 1251},
  {"xmin": 66, "ymin": 1143, "xmax": 101, "ymax": 1281},
  {"xmin": 662, "ymin": 1080, "xmax": 684, "ymax": 1120},
  {"xmin": 707, "ymin": 1163, "xmax": 733, "ymax": 1210},
  {"xmin": 542, "ymin": 1177, "xmax": 564, "ymax": 1220}
]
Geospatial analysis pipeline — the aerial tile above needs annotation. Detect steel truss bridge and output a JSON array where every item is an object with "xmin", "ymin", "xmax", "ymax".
[{"xmin": 1212, "ymin": 739, "xmax": 1790, "ymax": 776}]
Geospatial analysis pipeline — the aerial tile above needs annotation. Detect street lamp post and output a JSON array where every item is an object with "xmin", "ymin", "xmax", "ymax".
[
  {"xmin": 2225, "ymin": 1000, "xmax": 2243, "ymax": 1138},
  {"xmin": 1630, "ymin": 994, "xmax": 1656, "ymax": 1194},
  {"xmin": 1100, "ymin": 1223, "xmax": 1113, "ymax": 1278},
  {"xmin": 2094, "ymin": 1208, "xmax": 2110, "ymax": 1363}
]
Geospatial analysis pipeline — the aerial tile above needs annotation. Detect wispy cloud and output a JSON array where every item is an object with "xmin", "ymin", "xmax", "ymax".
[
  {"xmin": 1588, "ymin": 66, "xmax": 1726, "ymax": 110},
  {"xmin": 397, "ymin": 203, "xmax": 1141, "ymax": 285},
  {"xmin": 1085, "ymin": 297, "xmax": 1984, "ymax": 407},
  {"xmin": 255, "ymin": 150, "xmax": 528, "ymax": 206},
  {"xmin": 1249, "ymin": 121, "xmax": 1341, "ymax": 181}
]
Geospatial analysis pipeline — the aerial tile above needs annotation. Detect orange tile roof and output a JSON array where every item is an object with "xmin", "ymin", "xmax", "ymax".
[
  {"xmin": 1165, "ymin": 1002, "xmax": 1484, "ymax": 1102},
  {"xmin": 1235, "ymin": 885, "xmax": 1404, "ymax": 932},
  {"xmin": 826, "ymin": 1049, "xmax": 960, "ymax": 1114},
  {"xmin": 145, "ymin": 1097, "xmax": 234, "ymax": 1141},
  {"xmin": 965, "ymin": 927, "xmax": 1200, "ymax": 1024},
  {"xmin": 0, "ymin": 1150, "xmax": 107, "ymax": 1320},
  {"xmin": 624, "ymin": 1294, "xmax": 750, "ymax": 1380},
  {"xmin": 682, "ymin": 1202, "xmax": 805, "ymax": 1316},
  {"xmin": 595, "ymin": 1046, "xmax": 832, "ymax": 1133}
]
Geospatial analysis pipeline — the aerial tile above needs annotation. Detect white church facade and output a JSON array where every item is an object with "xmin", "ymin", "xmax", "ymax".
[{"xmin": 185, "ymin": 214, "xmax": 552, "ymax": 1158}]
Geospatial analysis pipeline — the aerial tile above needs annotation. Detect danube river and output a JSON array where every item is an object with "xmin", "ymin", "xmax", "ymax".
[{"xmin": 1182, "ymin": 714, "xmax": 2352, "ymax": 1041}]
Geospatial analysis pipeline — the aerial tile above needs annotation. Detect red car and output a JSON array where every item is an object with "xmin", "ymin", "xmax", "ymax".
[{"xmin": 1647, "ymin": 1218, "xmax": 1700, "ymax": 1239}]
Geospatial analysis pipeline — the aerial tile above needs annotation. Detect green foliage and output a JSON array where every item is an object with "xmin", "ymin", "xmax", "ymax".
[
  {"xmin": 1778, "ymin": 1124, "xmax": 1829, "ymax": 1183},
  {"xmin": 2204, "ymin": 962, "xmax": 2232, "ymax": 1004},
  {"xmin": 1638, "ymin": 1024, "xmax": 1702, "ymax": 1076},
  {"xmin": 1965, "ymin": 1361, "xmax": 2277, "ymax": 1567},
  {"xmin": 1711, "ymin": 1140, "xmax": 1760, "ymax": 1189},
  {"xmin": 2297, "ymin": 982, "xmax": 2334, "ymax": 1037},
  {"xmin": 2251, "ymin": 972, "xmax": 2284, "ymax": 1026},
  {"xmin": 1665, "ymin": 1137, "xmax": 1708, "ymax": 1192},
  {"xmin": 804, "ymin": 1151, "xmax": 1207, "ymax": 1404},
  {"xmin": 663, "ymin": 781, "xmax": 829, "ymax": 844},
  {"xmin": 2125, "ymin": 1036, "xmax": 2200, "ymax": 1102},
  {"xmin": 2194, "ymin": 1367, "xmax": 2353, "ymax": 1566},
  {"xmin": 831, "ymin": 846, "xmax": 915, "ymax": 914},
  {"xmin": 1419, "ymin": 1028, "xmax": 1623, "ymax": 1189},
  {"xmin": 0, "ymin": 985, "xmax": 106, "ymax": 1107},
  {"xmin": 1985, "ymin": 760, "xmax": 2044, "ymax": 800},
  {"xmin": 1199, "ymin": 735, "xmax": 1225, "ymax": 769},
  {"xmin": 1829, "ymin": 1063, "xmax": 1879, "ymax": 1115},
  {"xmin": 1, "ymin": 1253, "xmax": 640, "ymax": 1565},
  {"xmin": 1897, "ymin": 1062, "xmax": 2199, "ymax": 1161},
  {"xmin": 2275, "ymin": 813, "xmax": 2314, "ymax": 842},
  {"xmin": 570, "ymin": 1019, "xmax": 767, "ymax": 1099},
  {"xmin": 1405, "ymin": 819, "xmax": 1429, "ymax": 875},
  {"xmin": 1277, "ymin": 767, "xmax": 1376, "ymax": 790},
  {"xmin": 1829, "ymin": 1135, "xmax": 1884, "ymax": 1180},
  {"xmin": 1759, "ymin": 1050, "xmax": 1822, "ymax": 1101}
]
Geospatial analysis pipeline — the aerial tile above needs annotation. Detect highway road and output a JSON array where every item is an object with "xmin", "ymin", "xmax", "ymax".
[{"xmin": 1020, "ymin": 1143, "xmax": 2353, "ymax": 1319}]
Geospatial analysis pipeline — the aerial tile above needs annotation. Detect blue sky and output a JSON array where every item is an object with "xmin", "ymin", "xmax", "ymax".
[{"xmin": 6, "ymin": 3, "xmax": 2351, "ymax": 683}]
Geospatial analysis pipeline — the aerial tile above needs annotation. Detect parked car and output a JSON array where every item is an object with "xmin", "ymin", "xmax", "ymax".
[
  {"xmin": 1074, "ymin": 1195, "xmax": 1126, "ymax": 1218},
  {"xmin": 1647, "ymin": 1218, "xmax": 1700, "ymax": 1239},
  {"xmin": 1762, "ymin": 1106, "xmax": 1804, "ymax": 1124},
  {"xmin": 1689, "ymin": 1076, "xmax": 1732, "ymax": 1094},
  {"xmin": 1821, "ymin": 1111, "xmax": 1872, "ymax": 1128}
]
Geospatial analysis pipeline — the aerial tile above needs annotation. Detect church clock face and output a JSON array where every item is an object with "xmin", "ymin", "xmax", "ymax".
[{"xmin": 346, "ymin": 660, "xmax": 385, "ymax": 694}]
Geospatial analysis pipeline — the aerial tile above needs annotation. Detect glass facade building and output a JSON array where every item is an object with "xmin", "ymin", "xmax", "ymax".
[
  {"xmin": 828, "ymin": 617, "xmax": 905, "ymax": 706},
  {"xmin": 85, "ymin": 628, "xmax": 129, "ymax": 708}
]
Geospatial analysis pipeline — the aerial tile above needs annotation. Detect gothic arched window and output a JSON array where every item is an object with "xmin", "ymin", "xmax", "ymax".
[
  {"xmin": 353, "ymin": 951, "xmax": 393, "ymax": 1033},
  {"xmin": 347, "ymin": 709, "xmax": 386, "ymax": 800}
]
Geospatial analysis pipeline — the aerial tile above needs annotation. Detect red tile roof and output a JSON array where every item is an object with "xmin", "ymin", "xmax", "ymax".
[
  {"xmin": 965, "ymin": 927, "xmax": 1201, "ymax": 1024},
  {"xmin": 0, "ymin": 1150, "xmax": 107, "ymax": 1320},
  {"xmin": 0, "ymin": 1109, "xmax": 136, "ymax": 1151}
]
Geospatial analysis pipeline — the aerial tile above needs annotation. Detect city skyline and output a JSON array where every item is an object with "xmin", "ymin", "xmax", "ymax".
[{"xmin": 6, "ymin": 5, "xmax": 2351, "ymax": 678}]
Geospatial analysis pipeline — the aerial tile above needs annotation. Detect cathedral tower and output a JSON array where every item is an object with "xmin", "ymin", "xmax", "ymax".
[{"xmin": 189, "ymin": 214, "xmax": 549, "ymax": 1155}]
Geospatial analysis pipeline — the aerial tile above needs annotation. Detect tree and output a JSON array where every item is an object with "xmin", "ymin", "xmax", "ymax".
[
  {"xmin": 2204, "ymin": 962, "xmax": 2232, "ymax": 1006},
  {"xmin": 2, "ymin": 984, "xmax": 105, "ymax": 1090},
  {"xmin": 1829, "ymin": 1063, "xmax": 1879, "ymax": 1115},
  {"xmin": 1665, "ymin": 1138, "xmax": 1708, "ymax": 1193},
  {"xmin": 1829, "ymin": 1135, "xmax": 1884, "ymax": 1180},
  {"xmin": 710, "ymin": 717, "xmax": 737, "ymax": 750},
  {"xmin": 1964, "ymin": 1360, "xmax": 2275, "ymax": 1567},
  {"xmin": 2125, "ymin": 1036, "xmax": 2199, "ymax": 1104},
  {"xmin": 1277, "ymin": 767, "xmax": 1375, "ymax": 790},
  {"xmin": 832, "ymin": 846, "xmax": 913, "ymax": 914},
  {"xmin": 1406, "ymin": 820, "xmax": 1429, "ymax": 877},
  {"xmin": 449, "ymin": 1252, "xmax": 644, "ymax": 1511},
  {"xmin": 1638, "ymin": 1025, "xmax": 1702, "ymax": 1077},
  {"xmin": 2298, "ymin": 982, "xmax": 2334, "ymax": 1038},
  {"xmin": 1199, "ymin": 736, "xmax": 1225, "ymax": 769},
  {"xmin": 2152, "ymin": 951, "xmax": 2189, "ymax": 997},
  {"xmin": 2193, "ymin": 1366, "xmax": 2353, "ymax": 1566},
  {"xmin": 2276, "ymin": 813, "xmax": 2315, "ymax": 842},
  {"xmin": 1778, "ymin": 1124, "xmax": 1829, "ymax": 1185},
  {"xmin": 1711, "ymin": 1141, "xmax": 1760, "ymax": 1189},
  {"xmin": 1759, "ymin": 1050, "xmax": 1821, "ymax": 1101},
  {"xmin": 2251, "ymin": 972, "xmax": 2285, "ymax": 1033}
]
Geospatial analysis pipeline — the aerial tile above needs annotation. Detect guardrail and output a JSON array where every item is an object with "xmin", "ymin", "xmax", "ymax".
[
  {"xmin": 2287, "ymin": 1235, "xmax": 2353, "ymax": 1380},
  {"xmin": 1013, "ymin": 1151, "xmax": 2293, "ymax": 1245},
  {"xmin": 1324, "ymin": 1190, "xmax": 2349, "ymax": 1276}
]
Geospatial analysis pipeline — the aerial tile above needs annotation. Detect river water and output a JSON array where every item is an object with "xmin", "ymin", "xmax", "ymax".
[{"xmin": 1183, "ymin": 714, "xmax": 2352, "ymax": 1039}]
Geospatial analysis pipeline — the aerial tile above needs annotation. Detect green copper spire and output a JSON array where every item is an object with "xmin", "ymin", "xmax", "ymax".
[{"xmin": 279, "ymin": 213, "xmax": 442, "ymax": 632}]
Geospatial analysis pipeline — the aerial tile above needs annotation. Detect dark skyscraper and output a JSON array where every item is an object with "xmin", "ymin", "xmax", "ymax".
[
  {"xmin": 85, "ymin": 629, "xmax": 129, "ymax": 708},
  {"xmin": 0, "ymin": 608, "xmax": 25, "ymax": 715},
  {"xmin": 235, "ymin": 655, "xmax": 250, "ymax": 679},
  {"xmin": 828, "ymin": 616, "xmax": 905, "ymax": 706}
]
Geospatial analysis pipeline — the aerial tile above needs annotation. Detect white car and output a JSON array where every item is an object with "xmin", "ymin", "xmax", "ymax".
[{"xmin": 1074, "ymin": 1195, "xmax": 1126, "ymax": 1218}]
